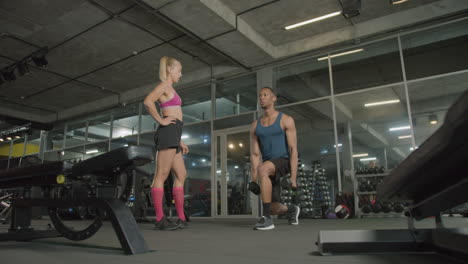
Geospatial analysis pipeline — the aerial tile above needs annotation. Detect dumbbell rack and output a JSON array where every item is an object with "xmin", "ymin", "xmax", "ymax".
[
  {"xmin": 354, "ymin": 170, "xmax": 405, "ymax": 218},
  {"xmin": 279, "ymin": 160, "xmax": 300, "ymax": 215},
  {"xmin": 280, "ymin": 160, "xmax": 332, "ymax": 219},
  {"xmin": 308, "ymin": 162, "xmax": 332, "ymax": 218}
]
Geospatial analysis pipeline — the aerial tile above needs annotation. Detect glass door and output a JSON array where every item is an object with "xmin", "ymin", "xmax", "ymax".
[{"xmin": 213, "ymin": 126, "xmax": 258, "ymax": 217}]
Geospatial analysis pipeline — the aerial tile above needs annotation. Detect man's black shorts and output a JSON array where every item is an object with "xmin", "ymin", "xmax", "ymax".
[
  {"xmin": 264, "ymin": 157, "xmax": 291, "ymax": 203},
  {"xmin": 154, "ymin": 119, "xmax": 183, "ymax": 154}
]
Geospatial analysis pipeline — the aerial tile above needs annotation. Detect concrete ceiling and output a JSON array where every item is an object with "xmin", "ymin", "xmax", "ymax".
[{"xmin": 0, "ymin": 0, "xmax": 467, "ymax": 129}]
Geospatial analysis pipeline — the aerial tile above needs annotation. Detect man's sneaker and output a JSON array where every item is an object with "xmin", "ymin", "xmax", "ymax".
[
  {"xmin": 254, "ymin": 216, "xmax": 275, "ymax": 230},
  {"xmin": 287, "ymin": 205, "xmax": 300, "ymax": 225},
  {"xmin": 176, "ymin": 218, "xmax": 189, "ymax": 229},
  {"xmin": 154, "ymin": 217, "xmax": 178, "ymax": 231}
]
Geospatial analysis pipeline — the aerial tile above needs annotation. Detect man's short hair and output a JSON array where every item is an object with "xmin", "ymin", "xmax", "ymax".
[{"xmin": 261, "ymin": 87, "xmax": 276, "ymax": 96}]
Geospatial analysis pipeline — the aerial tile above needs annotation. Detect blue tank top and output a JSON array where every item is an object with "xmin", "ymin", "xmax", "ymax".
[{"xmin": 255, "ymin": 112, "xmax": 289, "ymax": 162}]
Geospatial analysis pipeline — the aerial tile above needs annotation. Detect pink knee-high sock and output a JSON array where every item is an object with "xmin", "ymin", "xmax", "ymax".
[
  {"xmin": 151, "ymin": 188, "xmax": 165, "ymax": 222},
  {"xmin": 172, "ymin": 187, "xmax": 186, "ymax": 221}
]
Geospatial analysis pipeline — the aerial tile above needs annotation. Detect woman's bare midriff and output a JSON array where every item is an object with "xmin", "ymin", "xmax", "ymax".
[{"xmin": 161, "ymin": 107, "xmax": 183, "ymax": 121}]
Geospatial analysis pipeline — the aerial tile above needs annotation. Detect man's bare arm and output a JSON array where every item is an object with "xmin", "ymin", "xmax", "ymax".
[{"xmin": 250, "ymin": 121, "xmax": 261, "ymax": 182}]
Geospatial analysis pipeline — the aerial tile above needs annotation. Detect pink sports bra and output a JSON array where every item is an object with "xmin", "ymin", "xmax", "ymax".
[{"xmin": 159, "ymin": 91, "xmax": 182, "ymax": 108}]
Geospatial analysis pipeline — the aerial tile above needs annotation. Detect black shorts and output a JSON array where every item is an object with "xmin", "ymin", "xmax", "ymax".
[
  {"xmin": 264, "ymin": 157, "xmax": 291, "ymax": 203},
  {"xmin": 154, "ymin": 119, "xmax": 183, "ymax": 154}
]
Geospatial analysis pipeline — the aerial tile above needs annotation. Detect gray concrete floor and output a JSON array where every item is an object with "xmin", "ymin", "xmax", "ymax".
[{"xmin": 1, "ymin": 216, "xmax": 467, "ymax": 264}]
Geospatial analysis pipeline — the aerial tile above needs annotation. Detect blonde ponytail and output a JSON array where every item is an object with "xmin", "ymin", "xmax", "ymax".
[{"xmin": 159, "ymin": 56, "xmax": 178, "ymax": 82}]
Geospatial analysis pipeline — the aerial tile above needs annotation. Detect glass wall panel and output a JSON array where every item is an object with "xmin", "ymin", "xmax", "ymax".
[
  {"xmin": 213, "ymin": 112, "xmax": 255, "ymax": 130},
  {"xmin": 46, "ymin": 127, "xmax": 65, "ymax": 151},
  {"xmin": 83, "ymin": 141, "xmax": 109, "ymax": 160},
  {"xmin": 43, "ymin": 150, "xmax": 65, "ymax": 162},
  {"xmin": 63, "ymin": 145, "xmax": 85, "ymax": 163},
  {"xmin": 277, "ymin": 99, "xmax": 338, "ymax": 200},
  {"xmin": 112, "ymin": 103, "xmax": 139, "ymax": 139},
  {"xmin": 334, "ymin": 84, "xmax": 412, "ymax": 175},
  {"xmin": 0, "ymin": 141, "xmax": 10, "ymax": 166},
  {"xmin": 401, "ymin": 19, "xmax": 468, "ymax": 80},
  {"xmin": 25, "ymin": 130, "xmax": 41, "ymax": 155},
  {"xmin": 216, "ymin": 74, "xmax": 257, "ymax": 118},
  {"xmin": 65, "ymin": 121, "xmax": 87, "ymax": 147},
  {"xmin": 331, "ymin": 38, "xmax": 403, "ymax": 94},
  {"xmin": 141, "ymin": 107, "xmax": 159, "ymax": 133},
  {"xmin": 274, "ymin": 58, "xmax": 329, "ymax": 105},
  {"xmin": 226, "ymin": 131, "xmax": 251, "ymax": 215},
  {"xmin": 408, "ymin": 71, "xmax": 468, "ymax": 146},
  {"xmin": 181, "ymin": 122, "xmax": 212, "ymax": 217},
  {"xmin": 179, "ymin": 85, "xmax": 212, "ymax": 124},
  {"xmin": 87, "ymin": 113, "xmax": 111, "ymax": 143},
  {"xmin": 110, "ymin": 135, "xmax": 138, "ymax": 150}
]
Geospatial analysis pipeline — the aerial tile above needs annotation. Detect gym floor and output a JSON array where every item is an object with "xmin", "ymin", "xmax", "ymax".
[{"xmin": 1, "ymin": 216, "xmax": 467, "ymax": 264}]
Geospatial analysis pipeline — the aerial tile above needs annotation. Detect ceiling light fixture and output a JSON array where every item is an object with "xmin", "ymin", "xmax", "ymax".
[
  {"xmin": 353, "ymin": 153, "xmax": 368, "ymax": 158},
  {"xmin": 389, "ymin": 126, "xmax": 411, "ymax": 131},
  {"xmin": 398, "ymin": 135, "xmax": 412, "ymax": 139},
  {"xmin": 390, "ymin": 0, "xmax": 409, "ymax": 4},
  {"xmin": 86, "ymin": 149, "xmax": 99, "ymax": 154},
  {"xmin": 364, "ymin": 99, "xmax": 400, "ymax": 107},
  {"xmin": 317, "ymin": 49, "xmax": 364, "ymax": 61},
  {"xmin": 285, "ymin": 11, "xmax": 342, "ymax": 30},
  {"xmin": 360, "ymin": 157, "xmax": 377, "ymax": 161},
  {"xmin": 429, "ymin": 114, "xmax": 438, "ymax": 125}
]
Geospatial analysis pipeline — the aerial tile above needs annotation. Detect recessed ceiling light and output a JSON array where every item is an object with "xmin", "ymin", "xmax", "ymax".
[
  {"xmin": 360, "ymin": 157, "xmax": 377, "ymax": 161},
  {"xmin": 390, "ymin": 0, "xmax": 409, "ymax": 4},
  {"xmin": 364, "ymin": 100, "xmax": 400, "ymax": 107},
  {"xmin": 389, "ymin": 126, "xmax": 410, "ymax": 131},
  {"xmin": 429, "ymin": 114, "xmax": 438, "ymax": 125},
  {"xmin": 285, "ymin": 11, "xmax": 342, "ymax": 30},
  {"xmin": 353, "ymin": 153, "xmax": 368, "ymax": 158},
  {"xmin": 398, "ymin": 135, "xmax": 412, "ymax": 139}
]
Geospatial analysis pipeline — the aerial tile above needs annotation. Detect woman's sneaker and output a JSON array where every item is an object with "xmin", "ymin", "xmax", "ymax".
[
  {"xmin": 254, "ymin": 216, "xmax": 275, "ymax": 230},
  {"xmin": 154, "ymin": 217, "xmax": 178, "ymax": 231},
  {"xmin": 176, "ymin": 219, "xmax": 189, "ymax": 229}
]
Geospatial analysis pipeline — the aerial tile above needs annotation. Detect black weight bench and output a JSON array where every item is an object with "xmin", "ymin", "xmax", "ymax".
[
  {"xmin": 0, "ymin": 146, "xmax": 154, "ymax": 255},
  {"xmin": 316, "ymin": 90, "xmax": 468, "ymax": 258}
]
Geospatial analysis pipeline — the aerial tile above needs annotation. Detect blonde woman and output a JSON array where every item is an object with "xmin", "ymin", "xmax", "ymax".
[{"xmin": 144, "ymin": 56, "xmax": 189, "ymax": 230}]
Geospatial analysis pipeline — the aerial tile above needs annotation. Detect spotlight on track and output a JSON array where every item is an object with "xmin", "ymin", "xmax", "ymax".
[
  {"xmin": 32, "ymin": 47, "xmax": 48, "ymax": 67},
  {"xmin": 1, "ymin": 68, "xmax": 16, "ymax": 81},
  {"xmin": 17, "ymin": 61, "xmax": 31, "ymax": 76},
  {"xmin": 429, "ymin": 114, "xmax": 438, "ymax": 125},
  {"xmin": 340, "ymin": 0, "xmax": 361, "ymax": 19}
]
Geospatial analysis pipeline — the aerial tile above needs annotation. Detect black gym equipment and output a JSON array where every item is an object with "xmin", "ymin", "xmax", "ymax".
[
  {"xmin": 247, "ymin": 181, "xmax": 260, "ymax": 195},
  {"xmin": 317, "ymin": 90, "xmax": 468, "ymax": 259},
  {"xmin": 0, "ymin": 146, "xmax": 153, "ymax": 255},
  {"xmin": 0, "ymin": 192, "xmax": 12, "ymax": 224}
]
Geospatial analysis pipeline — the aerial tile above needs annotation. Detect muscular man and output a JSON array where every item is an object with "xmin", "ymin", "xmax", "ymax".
[{"xmin": 250, "ymin": 87, "xmax": 299, "ymax": 230}]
